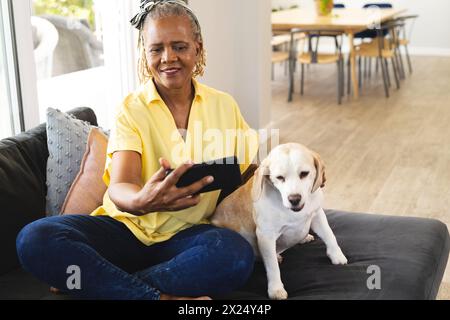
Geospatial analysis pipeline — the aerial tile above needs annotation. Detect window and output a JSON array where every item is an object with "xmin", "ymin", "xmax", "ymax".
[
  {"xmin": 0, "ymin": 0, "xmax": 24, "ymax": 139},
  {"xmin": 30, "ymin": 0, "xmax": 139, "ymax": 129},
  {"xmin": 31, "ymin": 0, "xmax": 104, "ymax": 78},
  {"xmin": 30, "ymin": 0, "xmax": 107, "ymax": 126},
  {"xmin": 2, "ymin": 0, "xmax": 139, "ymax": 135}
]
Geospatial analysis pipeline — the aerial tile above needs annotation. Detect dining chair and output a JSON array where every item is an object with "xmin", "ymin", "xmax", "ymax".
[
  {"xmin": 363, "ymin": 3, "xmax": 393, "ymax": 8},
  {"xmin": 355, "ymin": 3, "xmax": 393, "ymax": 40},
  {"xmin": 272, "ymin": 50, "xmax": 290, "ymax": 81},
  {"xmin": 394, "ymin": 15, "xmax": 419, "ymax": 74},
  {"xmin": 353, "ymin": 3, "xmax": 396, "ymax": 85},
  {"xmin": 352, "ymin": 20, "xmax": 405, "ymax": 98},
  {"xmin": 271, "ymin": 32, "xmax": 304, "ymax": 80},
  {"xmin": 288, "ymin": 28, "xmax": 345, "ymax": 104},
  {"xmin": 309, "ymin": 3, "xmax": 346, "ymax": 59}
]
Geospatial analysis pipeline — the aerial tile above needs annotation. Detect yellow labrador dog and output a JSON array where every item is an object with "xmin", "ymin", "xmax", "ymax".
[{"xmin": 211, "ymin": 143, "xmax": 347, "ymax": 300}]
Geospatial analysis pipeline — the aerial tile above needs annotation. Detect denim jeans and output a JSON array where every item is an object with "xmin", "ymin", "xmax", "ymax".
[{"xmin": 16, "ymin": 215, "xmax": 254, "ymax": 300}]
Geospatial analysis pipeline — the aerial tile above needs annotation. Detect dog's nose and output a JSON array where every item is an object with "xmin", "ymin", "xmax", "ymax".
[{"xmin": 288, "ymin": 194, "xmax": 302, "ymax": 206}]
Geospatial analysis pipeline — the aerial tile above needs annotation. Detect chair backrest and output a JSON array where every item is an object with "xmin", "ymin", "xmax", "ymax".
[
  {"xmin": 375, "ymin": 20, "xmax": 405, "ymax": 52},
  {"xmin": 291, "ymin": 28, "xmax": 344, "ymax": 63},
  {"xmin": 395, "ymin": 15, "xmax": 419, "ymax": 40},
  {"xmin": 333, "ymin": 4, "xmax": 345, "ymax": 8},
  {"xmin": 355, "ymin": 3, "xmax": 393, "ymax": 39},
  {"xmin": 31, "ymin": 16, "xmax": 59, "ymax": 80},
  {"xmin": 363, "ymin": 3, "xmax": 393, "ymax": 9},
  {"xmin": 39, "ymin": 15, "xmax": 104, "ymax": 76}
]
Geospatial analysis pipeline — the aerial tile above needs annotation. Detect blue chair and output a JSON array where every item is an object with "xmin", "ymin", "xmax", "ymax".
[
  {"xmin": 363, "ymin": 2, "xmax": 393, "ymax": 8},
  {"xmin": 355, "ymin": 3, "xmax": 393, "ymax": 39}
]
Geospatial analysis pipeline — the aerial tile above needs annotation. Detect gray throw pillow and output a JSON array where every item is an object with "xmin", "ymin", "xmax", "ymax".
[{"xmin": 45, "ymin": 108, "xmax": 91, "ymax": 216}]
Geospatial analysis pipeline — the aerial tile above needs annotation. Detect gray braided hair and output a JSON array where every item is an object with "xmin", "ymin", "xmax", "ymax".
[{"xmin": 133, "ymin": 0, "xmax": 206, "ymax": 84}]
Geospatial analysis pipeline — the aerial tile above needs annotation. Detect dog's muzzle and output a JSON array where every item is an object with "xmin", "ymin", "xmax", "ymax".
[{"xmin": 291, "ymin": 203, "xmax": 305, "ymax": 212}]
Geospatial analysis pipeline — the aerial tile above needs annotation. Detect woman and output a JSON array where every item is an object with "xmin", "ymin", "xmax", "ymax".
[{"xmin": 16, "ymin": 0, "xmax": 258, "ymax": 300}]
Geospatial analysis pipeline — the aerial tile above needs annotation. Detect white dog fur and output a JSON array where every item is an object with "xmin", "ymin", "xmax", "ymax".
[{"xmin": 210, "ymin": 143, "xmax": 347, "ymax": 300}]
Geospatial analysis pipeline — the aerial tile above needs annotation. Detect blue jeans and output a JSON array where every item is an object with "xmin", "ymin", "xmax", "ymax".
[{"xmin": 16, "ymin": 215, "xmax": 254, "ymax": 300}]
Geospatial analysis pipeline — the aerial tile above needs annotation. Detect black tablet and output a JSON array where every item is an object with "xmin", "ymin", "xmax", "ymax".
[{"xmin": 166, "ymin": 156, "xmax": 242, "ymax": 194}]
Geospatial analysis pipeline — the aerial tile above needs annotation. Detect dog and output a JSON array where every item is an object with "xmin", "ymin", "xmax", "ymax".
[{"xmin": 210, "ymin": 143, "xmax": 347, "ymax": 300}]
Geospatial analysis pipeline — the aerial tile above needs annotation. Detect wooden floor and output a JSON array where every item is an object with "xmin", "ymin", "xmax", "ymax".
[{"xmin": 270, "ymin": 56, "xmax": 450, "ymax": 299}]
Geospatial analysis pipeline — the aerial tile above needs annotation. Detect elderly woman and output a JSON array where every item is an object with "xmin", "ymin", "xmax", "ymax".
[{"xmin": 16, "ymin": 0, "xmax": 258, "ymax": 300}]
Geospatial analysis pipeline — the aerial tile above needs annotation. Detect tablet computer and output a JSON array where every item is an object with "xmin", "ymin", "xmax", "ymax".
[{"xmin": 166, "ymin": 156, "xmax": 242, "ymax": 194}]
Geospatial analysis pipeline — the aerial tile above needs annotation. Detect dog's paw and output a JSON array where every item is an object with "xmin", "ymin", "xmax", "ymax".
[
  {"xmin": 268, "ymin": 286, "xmax": 288, "ymax": 300},
  {"xmin": 327, "ymin": 247, "xmax": 348, "ymax": 265},
  {"xmin": 277, "ymin": 254, "xmax": 283, "ymax": 264},
  {"xmin": 300, "ymin": 234, "xmax": 315, "ymax": 244}
]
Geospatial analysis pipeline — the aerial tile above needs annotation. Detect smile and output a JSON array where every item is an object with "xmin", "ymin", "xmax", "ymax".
[{"xmin": 161, "ymin": 68, "xmax": 181, "ymax": 76}]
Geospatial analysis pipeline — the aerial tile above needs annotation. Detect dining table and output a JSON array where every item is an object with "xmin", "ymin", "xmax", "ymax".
[{"xmin": 271, "ymin": 7, "xmax": 407, "ymax": 99}]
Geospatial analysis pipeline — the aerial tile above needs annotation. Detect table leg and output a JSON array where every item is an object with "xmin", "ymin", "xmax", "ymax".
[
  {"xmin": 348, "ymin": 32, "xmax": 359, "ymax": 99},
  {"xmin": 288, "ymin": 32, "xmax": 294, "ymax": 102}
]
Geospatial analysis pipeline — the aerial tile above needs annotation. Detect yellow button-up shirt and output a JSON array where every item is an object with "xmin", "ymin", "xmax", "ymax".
[{"xmin": 91, "ymin": 79, "xmax": 258, "ymax": 245}]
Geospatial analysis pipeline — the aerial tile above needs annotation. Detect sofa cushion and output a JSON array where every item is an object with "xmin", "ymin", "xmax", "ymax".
[
  {"xmin": 0, "ymin": 107, "xmax": 98, "ymax": 275},
  {"xmin": 45, "ymin": 108, "xmax": 97, "ymax": 216},
  {"xmin": 61, "ymin": 127, "xmax": 108, "ymax": 215},
  {"xmin": 221, "ymin": 210, "xmax": 450, "ymax": 300},
  {"xmin": 1, "ymin": 210, "xmax": 448, "ymax": 300}
]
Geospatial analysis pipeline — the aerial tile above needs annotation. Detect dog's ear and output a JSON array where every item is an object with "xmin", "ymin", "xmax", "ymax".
[
  {"xmin": 251, "ymin": 158, "xmax": 270, "ymax": 202},
  {"xmin": 312, "ymin": 151, "xmax": 326, "ymax": 193}
]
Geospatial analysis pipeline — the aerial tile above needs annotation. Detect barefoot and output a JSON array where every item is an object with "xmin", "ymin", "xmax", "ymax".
[
  {"xmin": 50, "ymin": 287, "xmax": 61, "ymax": 294},
  {"xmin": 160, "ymin": 293, "xmax": 212, "ymax": 300}
]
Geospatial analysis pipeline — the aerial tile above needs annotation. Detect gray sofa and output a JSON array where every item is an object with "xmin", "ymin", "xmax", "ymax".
[{"xmin": 1, "ymin": 107, "xmax": 449, "ymax": 299}]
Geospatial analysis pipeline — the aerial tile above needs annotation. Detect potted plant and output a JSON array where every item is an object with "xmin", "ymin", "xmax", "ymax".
[{"xmin": 315, "ymin": 0, "xmax": 334, "ymax": 16}]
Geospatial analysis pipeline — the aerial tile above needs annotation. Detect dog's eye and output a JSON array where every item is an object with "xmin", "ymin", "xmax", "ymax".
[
  {"xmin": 276, "ymin": 176, "xmax": 285, "ymax": 182},
  {"xmin": 300, "ymin": 171, "xmax": 310, "ymax": 179}
]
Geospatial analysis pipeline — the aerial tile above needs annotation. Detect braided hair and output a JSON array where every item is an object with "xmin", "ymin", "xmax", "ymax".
[{"xmin": 131, "ymin": 0, "xmax": 206, "ymax": 84}]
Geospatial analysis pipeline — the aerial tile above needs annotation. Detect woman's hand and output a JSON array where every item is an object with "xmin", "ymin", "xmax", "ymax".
[
  {"xmin": 134, "ymin": 158, "xmax": 214, "ymax": 213},
  {"xmin": 108, "ymin": 152, "xmax": 213, "ymax": 215}
]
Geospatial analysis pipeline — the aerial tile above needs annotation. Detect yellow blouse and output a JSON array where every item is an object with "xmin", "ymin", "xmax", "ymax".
[{"xmin": 91, "ymin": 79, "xmax": 258, "ymax": 245}]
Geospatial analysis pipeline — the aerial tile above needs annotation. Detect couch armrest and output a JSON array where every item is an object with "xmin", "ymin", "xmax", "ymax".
[
  {"xmin": 67, "ymin": 107, "xmax": 98, "ymax": 127},
  {"xmin": 0, "ymin": 107, "xmax": 97, "ymax": 275}
]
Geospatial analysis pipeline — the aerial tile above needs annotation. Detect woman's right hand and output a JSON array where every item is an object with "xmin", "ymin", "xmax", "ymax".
[{"xmin": 135, "ymin": 158, "xmax": 214, "ymax": 213}]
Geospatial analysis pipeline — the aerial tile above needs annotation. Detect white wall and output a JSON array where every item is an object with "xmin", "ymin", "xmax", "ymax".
[
  {"xmin": 272, "ymin": 0, "xmax": 450, "ymax": 56},
  {"xmin": 189, "ymin": 0, "xmax": 272, "ymax": 130}
]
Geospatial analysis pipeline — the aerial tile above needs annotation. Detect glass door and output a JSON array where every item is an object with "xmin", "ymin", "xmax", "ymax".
[
  {"xmin": 0, "ymin": 0, "xmax": 23, "ymax": 139},
  {"xmin": 30, "ymin": 0, "xmax": 108, "ymax": 125},
  {"xmin": 2, "ymin": 0, "xmax": 140, "ymax": 134},
  {"xmin": 30, "ymin": 0, "xmax": 139, "ymax": 129}
]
